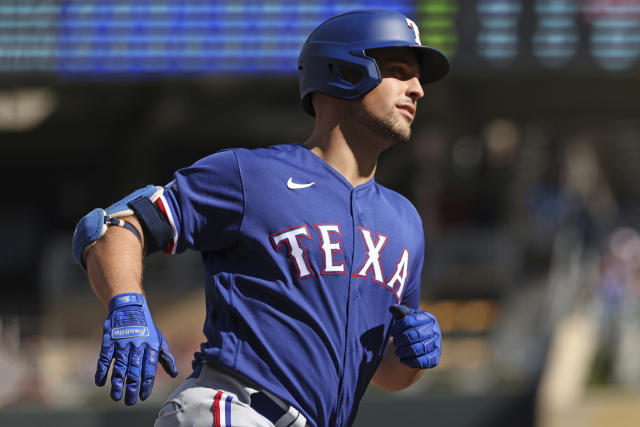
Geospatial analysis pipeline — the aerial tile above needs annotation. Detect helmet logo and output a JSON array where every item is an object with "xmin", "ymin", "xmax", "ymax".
[{"xmin": 406, "ymin": 18, "xmax": 421, "ymax": 46}]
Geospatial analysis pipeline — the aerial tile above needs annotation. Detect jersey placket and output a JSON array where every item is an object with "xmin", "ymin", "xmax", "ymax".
[{"xmin": 335, "ymin": 185, "xmax": 367, "ymax": 426}]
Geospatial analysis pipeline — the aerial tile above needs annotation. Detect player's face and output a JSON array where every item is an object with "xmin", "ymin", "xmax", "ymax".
[{"xmin": 353, "ymin": 48, "xmax": 424, "ymax": 146}]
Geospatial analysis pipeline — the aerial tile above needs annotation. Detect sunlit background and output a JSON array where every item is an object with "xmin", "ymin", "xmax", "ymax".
[{"xmin": 2, "ymin": 1, "xmax": 640, "ymax": 426}]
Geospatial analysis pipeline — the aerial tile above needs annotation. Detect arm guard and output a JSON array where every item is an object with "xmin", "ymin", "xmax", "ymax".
[{"xmin": 72, "ymin": 185, "xmax": 173, "ymax": 270}]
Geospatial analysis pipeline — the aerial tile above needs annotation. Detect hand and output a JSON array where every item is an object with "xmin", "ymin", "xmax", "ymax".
[
  {"xmin": 95, "ymin": 293, "xmax": 178, "ymax": 405},
  {"xmin": 389, "ymin": 304, "xmax": 441, "ymax": 369}
]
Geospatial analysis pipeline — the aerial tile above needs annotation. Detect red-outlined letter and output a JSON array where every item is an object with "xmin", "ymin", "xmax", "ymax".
[
  {"xmin": 354, "ymin": 226, "xmax": 388, "ymax": 285},
  {"xmin": 270, "ymin": 225, "xmax": 315, "ymax": 279},
  {"xmin": 386, "ymin": 247, "xmax": 410, "ymax": 303},
  {"xmin": 314, "ymin": 223, "xmax": 345, "ymax": 275}
]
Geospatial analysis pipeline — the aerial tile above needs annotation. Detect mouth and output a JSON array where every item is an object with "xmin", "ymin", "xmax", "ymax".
[{"xmin": 396, "ymin": 104, "xmax": 416, "ymax": 121}]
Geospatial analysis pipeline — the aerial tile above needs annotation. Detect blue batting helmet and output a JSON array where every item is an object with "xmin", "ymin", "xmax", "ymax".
[{"xmin": 298, "ymin": 9, "xmax": 450, "ymax": 116}]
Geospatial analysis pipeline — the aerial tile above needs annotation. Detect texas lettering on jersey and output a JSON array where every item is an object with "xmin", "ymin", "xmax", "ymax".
[{"xmin": 270, "ymin": 223, "xmax": 410, "ymax": 302}]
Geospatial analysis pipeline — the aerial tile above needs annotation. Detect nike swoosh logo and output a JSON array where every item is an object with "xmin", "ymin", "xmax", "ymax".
[{"xmin": 287, "ymin": 177, "xmax": 315, "ymax": 190}]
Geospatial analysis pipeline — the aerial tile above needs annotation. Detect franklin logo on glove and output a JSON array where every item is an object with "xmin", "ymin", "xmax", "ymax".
[{"xmin": 112, "ymin": 326, "xmax": 150, "ymax": 339}]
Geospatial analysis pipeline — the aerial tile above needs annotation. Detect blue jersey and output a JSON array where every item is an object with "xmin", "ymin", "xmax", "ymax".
[{"xmin": 156, "ymin": 142, "xmax": 425, "ymax": 427}]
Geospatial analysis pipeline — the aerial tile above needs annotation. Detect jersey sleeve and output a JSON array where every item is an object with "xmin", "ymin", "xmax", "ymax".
[
  {"xmin": 156, "ymin": 149, "xmax": 244, "ymax": 254},
  {"xmin": 400, "ymin": 226, "xmax": 425, "ymax": 310}
]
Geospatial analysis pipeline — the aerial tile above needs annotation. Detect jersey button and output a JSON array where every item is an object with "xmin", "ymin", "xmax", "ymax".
[{"xmin": 359, "ymin": 213, "xmax": 365, "ymax": 221}]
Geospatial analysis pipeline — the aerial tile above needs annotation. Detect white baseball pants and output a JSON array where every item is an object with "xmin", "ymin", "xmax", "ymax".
[{"xmin": 154, "ymin": 363, "xmax": 309, "ymax": 427}]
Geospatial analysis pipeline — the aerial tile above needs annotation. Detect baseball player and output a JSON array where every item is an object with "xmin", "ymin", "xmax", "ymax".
[{"xmin": 72, "ymin": 9, "xmax": 448, "ymax": 427}]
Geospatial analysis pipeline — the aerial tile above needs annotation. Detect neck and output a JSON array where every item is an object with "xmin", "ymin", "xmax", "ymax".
[{"xmin": 303, "ymin": 112, "xmax": 385, "ymax": 188}]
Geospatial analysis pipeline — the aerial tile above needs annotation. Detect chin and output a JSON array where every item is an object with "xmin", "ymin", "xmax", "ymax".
[
  {"xmin": 392, "ymin": 114, "xmax": 413, "ymax": 141},
  {"xmin": 383, "ymin": 131, "xmax": 410, "ymax": 149},
  {"xmin": 391, "ymin": 123, "xmax": 412, "ymax": 144},
  {"xmin": 355, "ymin": 105, "xmax": 412, "ymax": 146}
]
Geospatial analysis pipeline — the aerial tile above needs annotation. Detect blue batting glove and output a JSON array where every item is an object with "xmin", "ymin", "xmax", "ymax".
[
  {"xmin": 95, "ymin": 293, "xmax": 178, "ymax": 405},
  {"xmin": 389, "ymin": 304, "xmax": 441, "ymax": 369}
]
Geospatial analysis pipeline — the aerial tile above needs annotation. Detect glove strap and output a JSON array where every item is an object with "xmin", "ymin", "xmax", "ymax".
[
  {"xmin": 108, "ymin": 292, "xmax": 145, "ymax": 313},
  {"xmin": 108, "ymin": 293, "xmax": 149, "ymax": 340}
]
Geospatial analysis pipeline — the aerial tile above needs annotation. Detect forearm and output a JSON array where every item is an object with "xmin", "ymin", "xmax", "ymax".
[
  {"xmin": 84, "ymin": 215, "xmax": 145, "ymax": 309},
  {"xmin": 371, "ymin": 340, "xmax": 425, "ymax": 391}
]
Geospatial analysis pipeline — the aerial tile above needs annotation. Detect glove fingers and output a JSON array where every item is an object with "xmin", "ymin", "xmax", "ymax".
[
  {"xmin": 399, "ymin": 356, "xmax": 421, "ymax": 369},
  {"xmin": 110, "ymin": 345, "xmax": 131, "ymax": 401},
  {"xmin": 95, "ymin": 344, "xmax": 114, "ymax": 386},
  {"xmin": 124, "ymin": 345, "xmax": 144, "ymax": 405},
  {"xmin": 140, "ymin": 347, "xmax": 158, "ymax": 401},
  {"xmin": 395, "ymin": 340, "xmax": 422, "ymax": 360},
  {"xmin": 393, "ymin": 323, "xmax": 436, "ymax": 347},
  {"xmin": 159, "ymin": 336, "xmax": 178, "ymax": 378},
  {"xmin": 395, "ymin": 336, "xmax": 439, "ymax": 359},
  {"xmin": 400, "ymin": 352, "xmax": 439, "ymax": 369}
]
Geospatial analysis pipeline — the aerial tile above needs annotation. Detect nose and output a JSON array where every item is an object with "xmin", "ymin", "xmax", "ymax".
[{"xmin": 407, "ymin": 76, "xmax": 424, "ymax": 101}]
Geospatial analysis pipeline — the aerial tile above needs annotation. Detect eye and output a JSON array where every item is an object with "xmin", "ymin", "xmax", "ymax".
[
  {"xmin": 390, "ymin": 66, "xmax": 404, "ymax": 77},
  {"xmin": 383, "ymin": 64, "xmax": 416, "ymax": 80}
]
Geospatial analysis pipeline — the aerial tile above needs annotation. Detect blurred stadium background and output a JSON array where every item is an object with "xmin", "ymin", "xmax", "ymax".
[{"xmin": 1, "ymin": 0, "xmax": 640, "ymax": 425}]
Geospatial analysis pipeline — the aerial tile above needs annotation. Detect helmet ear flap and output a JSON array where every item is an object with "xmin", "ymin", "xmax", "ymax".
[
  {"xmin": 299, "ymin": 55, "xmax": 380, "ymax": 116},
  {"xmin": 339, "ymin": 65, "xmax": 363, "ymax": 84},
  {"xmin": 299, "ymin": 62, "xmax": 365, "ymax": 116},
  {"xmin": 299, "ymin": 68, "xmax": 364, "ymax": 116},
  {"xmin": 325, "ymin": 61, "xmax": 362, "ymax": 84}
]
